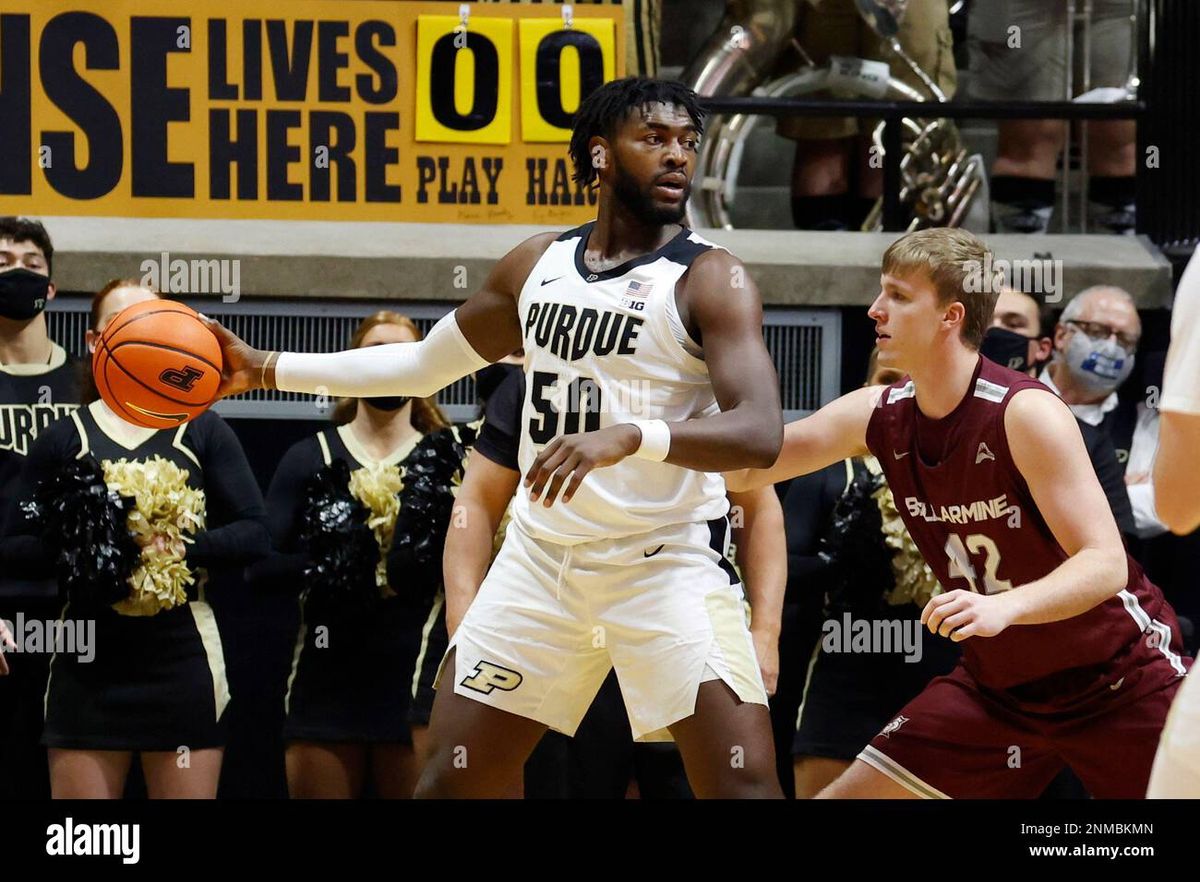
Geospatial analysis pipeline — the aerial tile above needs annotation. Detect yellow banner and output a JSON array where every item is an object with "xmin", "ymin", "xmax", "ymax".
[{"xmin": 0, "ymin": 1, "xmax": 625, "ymax": 223}]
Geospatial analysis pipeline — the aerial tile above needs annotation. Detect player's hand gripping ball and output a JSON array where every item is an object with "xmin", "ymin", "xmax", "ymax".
[{"xmin": 92, "ymin": 300, "xmax": 223, "ymax": 429}]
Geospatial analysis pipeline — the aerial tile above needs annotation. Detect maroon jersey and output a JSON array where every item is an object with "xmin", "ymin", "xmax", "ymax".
[{"xmin": 866, "ymin": 356, "xmax": 1187, "ymax": 710}]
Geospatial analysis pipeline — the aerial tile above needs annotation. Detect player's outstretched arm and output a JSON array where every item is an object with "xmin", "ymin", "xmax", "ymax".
[
  {"xmin": 925, "ymin": 388, "xmax": 1129, "ymax": 643},
  {"xmin": 201, "ymin": 233, "xmax": 556, "ymax": 400},
  {"xmin": 724, "ymin": 385, "xmax": 878, "ymax": 493}
]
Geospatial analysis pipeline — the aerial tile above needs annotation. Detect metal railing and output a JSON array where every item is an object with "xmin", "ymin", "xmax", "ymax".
[{"xmin": 697, "ymin": 96, "xmax": 1147, "ymax": 234}]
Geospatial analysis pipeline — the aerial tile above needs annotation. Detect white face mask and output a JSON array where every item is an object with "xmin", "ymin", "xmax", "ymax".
[{"xmin": 1062, "ymin": 329, "xmax": 1135, "ymax": 396}]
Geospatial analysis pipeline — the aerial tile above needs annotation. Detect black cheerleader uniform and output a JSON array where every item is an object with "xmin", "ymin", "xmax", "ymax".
[
  {"xmin": 5, "ymin": 400, "xmax": 268, "ymax": 750},
  {"xmin": 256, "ymin": 423, "xmax": 459, "ymax": 744}
]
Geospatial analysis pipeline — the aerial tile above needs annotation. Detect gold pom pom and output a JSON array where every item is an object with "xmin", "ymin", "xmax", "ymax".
[
  {"xmin": 863, "ymin": 456, "xmax": 943, "ymax": 609},
  {"xmin": 102, "ymin": 456, "xmax": 206, "ymax": 616},
  {"xmin": 348, "ymin": 463, "xmax": 404, "ymax": 597}
]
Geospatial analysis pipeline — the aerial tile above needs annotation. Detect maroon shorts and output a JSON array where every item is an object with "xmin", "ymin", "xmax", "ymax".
[{"xmin": 859, "ymin": 663, "xmax": 1187, "ymax": 799}]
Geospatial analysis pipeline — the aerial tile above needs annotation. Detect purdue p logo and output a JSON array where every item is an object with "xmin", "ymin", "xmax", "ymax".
[
  {"xmin": 159, "ymin": 365, "xmax": 205, "ymax": 392},
  {"xmin": 460, "ymin": 661, "xmax": 523, "ymax": 694}
]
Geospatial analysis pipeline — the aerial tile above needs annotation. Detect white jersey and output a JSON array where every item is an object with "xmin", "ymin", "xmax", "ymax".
[{"xmin": 513, "ymin": 221, "xmax": 731, "ymax": 544}]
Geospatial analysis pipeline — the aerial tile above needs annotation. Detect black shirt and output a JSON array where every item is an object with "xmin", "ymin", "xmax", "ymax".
[{"xmin": 473, "ymin": 369, "xmax": 525, "ymax": 472}]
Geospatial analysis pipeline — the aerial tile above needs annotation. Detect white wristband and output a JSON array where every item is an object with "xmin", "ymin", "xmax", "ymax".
[{"xmin": 629, "ymin": 419, "xmax": 671, "ymax": 462}]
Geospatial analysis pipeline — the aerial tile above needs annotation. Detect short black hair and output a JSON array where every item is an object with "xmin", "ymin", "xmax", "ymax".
[
  {"xmin": 0, "ymin": 216, "xmax": 54, "ymax": 277},
  {"xmin": 569, "ymin": 77, "xmax": 705, "ymax": 188}
]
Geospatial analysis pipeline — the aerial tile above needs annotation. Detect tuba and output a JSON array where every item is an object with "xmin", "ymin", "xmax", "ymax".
[{"xmin": 681, "ymin": 0, "xmax": 985, "ymax": 232}]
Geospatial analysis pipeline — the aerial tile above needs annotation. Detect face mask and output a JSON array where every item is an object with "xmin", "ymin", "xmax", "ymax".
[
  {"xmin": 0, "ymin": 268, "xmax": 50, "ymax": 320},
  {"xmin": 475, "ymin": 362, "xmax": 521, "ymax": 403},
  {"xmin": 1062, "ymin": 329, "xmax": 1135, "ymax": 396},
  {"xmin": 981, "ymin": 326, "xmax": 1035, "ymax": 373},
  {"xmin": 364, "ymin": 396, "xmax": 410, "ymax": 412}
]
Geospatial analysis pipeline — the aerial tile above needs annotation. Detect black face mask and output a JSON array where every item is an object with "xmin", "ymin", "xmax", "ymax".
[
  {"xmin": 364, "ymin": 396, "xmax": 410, "ymax": 412},
  {"xmin": 475, "ymin": 362, "xmax": 521, "ymax": 403},
  {"xmin": 0, "ymin": 268, "xmax": 50, "ymax": 320},
  {"xmin": 981, "ymin": 326, "xmax": 1037, "ymax": 374}
]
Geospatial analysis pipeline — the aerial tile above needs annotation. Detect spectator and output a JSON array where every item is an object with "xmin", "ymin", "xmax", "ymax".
[
  {"xmin": 981, "ymin": 287, "xmax": 1136, "ymax": 539},
  {"xmin": 1040, "ymin": 286, "xmax": 1162, "ymax": 537},
  {"xmin": 968, "ymin": 1, "xmax": 1137, "ymax": 234},
  {"xmin": 775, "ymin": 0, "xmax": 957, "ymax": 230},
  {"xmin": 0, "ymin": 217, "xmax": 81, "ymax": 800}
]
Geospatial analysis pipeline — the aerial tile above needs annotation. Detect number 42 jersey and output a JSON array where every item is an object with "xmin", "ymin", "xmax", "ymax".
[
  {"xmin": 513, "ymin": 222, "xmax": 731, "ymax": 545},
  {"xmin": 868, "ymin": 356, "xmax": 1188, "ymax": 709}
]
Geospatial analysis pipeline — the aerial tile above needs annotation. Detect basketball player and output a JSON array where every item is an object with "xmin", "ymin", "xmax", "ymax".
[
  {"xmin": 1145, "ymin": 245, "xmax": 1200, "ymax": 798},
  {"xmin": 0, "ymin": 217, "xmax": 81, "ymax": 799},
  {"xmin": 728, "ymin": 227, "xmax": 1189, "ymax": 799},
  {"xmin": 203, "ymin": 77, "xmax": 786, "ymax": 798}
]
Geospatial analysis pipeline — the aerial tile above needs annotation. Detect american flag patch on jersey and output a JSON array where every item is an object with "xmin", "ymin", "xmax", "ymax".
[{"xmin": 621, "ymin": 280, "xmax": 653, "ymax": 311}]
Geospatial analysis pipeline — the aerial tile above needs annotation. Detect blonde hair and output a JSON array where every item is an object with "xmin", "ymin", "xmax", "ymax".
[
  {"xmin": 331, "ymin": 311, "xmax": 451, "ymax": 434},
  {"xmin": 881, "ymin": 228, "xmax": 998, "ymax": 349}
]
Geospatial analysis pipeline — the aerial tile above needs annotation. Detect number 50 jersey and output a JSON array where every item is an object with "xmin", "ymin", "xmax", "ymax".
[{"xmin": 513, "ymin": 222, "xmax": 731, "ymax": 545}]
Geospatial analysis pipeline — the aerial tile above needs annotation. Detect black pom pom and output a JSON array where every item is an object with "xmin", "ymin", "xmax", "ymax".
[
  {"xmin": 387, "ymin": 428, "xmax": 466, "ymax": 605},
  {"xmin": 22, "ymin": 454, "xmax": 139, "ymax": 609},
  {"xmin": 817, "ymin": 461, "xmax": 894, "ymax": 616},
  {"xmin": 299, "ymin": 459, "xmax": 381, "ymax": 620}
]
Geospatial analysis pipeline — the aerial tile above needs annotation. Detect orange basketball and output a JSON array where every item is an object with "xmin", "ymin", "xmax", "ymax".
[{"xmin": 93, "ymin": 300, "xmax": 223, "ymax": 429}]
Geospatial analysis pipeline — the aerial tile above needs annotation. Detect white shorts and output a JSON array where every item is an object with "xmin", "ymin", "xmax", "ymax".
[
  {"xmin": 1147, "ymin": 669, "xmax": 1200, "ymax": 798},
  {"xmin": 437, "ymin": 517, "xmax": 767, "ymax": 742}
]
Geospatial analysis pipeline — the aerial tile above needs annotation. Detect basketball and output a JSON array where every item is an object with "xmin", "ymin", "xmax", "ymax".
[{"xmin": 92, "ymin": 300, "xmax": 223, "ymax": 429}]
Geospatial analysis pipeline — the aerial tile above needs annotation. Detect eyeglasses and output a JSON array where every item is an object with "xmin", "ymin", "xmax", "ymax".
[{"xmin": 1065, "ymin": 320, "xmax": 1138, "ymax": 352}]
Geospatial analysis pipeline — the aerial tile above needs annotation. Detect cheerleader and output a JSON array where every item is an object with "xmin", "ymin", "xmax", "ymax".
[
  {"xmin": 249, "ymin": 311, "xmax": 464, "ymax": 799},
  {"xmin": 4, "ymin": 279, "xmax": 269, "ymax": 798}
]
